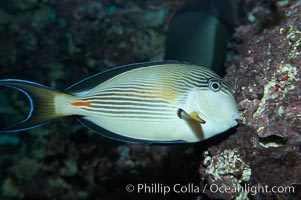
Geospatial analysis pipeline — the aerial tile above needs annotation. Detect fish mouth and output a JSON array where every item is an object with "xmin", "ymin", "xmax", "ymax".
[
  {"xmin": 230, "ymin": 113, "xmax": 241, "ymax": 127},
  {"xmin": 232, "ymin": 113, "xmax": 241, "ymax": 120}
]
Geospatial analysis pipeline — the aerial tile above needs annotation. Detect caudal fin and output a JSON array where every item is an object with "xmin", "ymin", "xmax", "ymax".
[{"xmin": 0, "ymin": 79, "xmax": 72, "ymax": 132}]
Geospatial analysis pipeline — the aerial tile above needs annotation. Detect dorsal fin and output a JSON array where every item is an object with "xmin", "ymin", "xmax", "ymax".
[{"xmin": 65, "ymin": 60, "xmax": 182, "ymax": 95}]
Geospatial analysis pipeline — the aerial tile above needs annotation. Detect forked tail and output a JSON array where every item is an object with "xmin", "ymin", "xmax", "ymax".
[{"xmin": 0, "ymin": 79, "xmax": 73, "ymax": 132}]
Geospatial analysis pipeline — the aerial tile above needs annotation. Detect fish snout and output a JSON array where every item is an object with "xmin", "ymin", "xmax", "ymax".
[
  {"xmin": 230, "ymin": 113, "xmax": 241, "ymax": 127},
  {"xmin": 232, "ymin": 113, "xmax": 241, "ymax": 120}
]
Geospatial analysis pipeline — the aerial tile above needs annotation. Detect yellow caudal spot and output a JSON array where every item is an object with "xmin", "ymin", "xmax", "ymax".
[{"xmin": 70, "ymin": 101, "xmax": 91, "ymax": 107}]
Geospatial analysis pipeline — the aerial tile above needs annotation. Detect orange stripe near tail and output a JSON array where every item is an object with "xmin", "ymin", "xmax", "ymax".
[{"xmin": 70, "ymin": 101, "xmax": 91, "ymax": 107}]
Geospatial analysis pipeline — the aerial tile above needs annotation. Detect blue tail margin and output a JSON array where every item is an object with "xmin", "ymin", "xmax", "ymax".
[{"xmin": 0, "ymin": 79, "xmax": 68, "ymax": 132}]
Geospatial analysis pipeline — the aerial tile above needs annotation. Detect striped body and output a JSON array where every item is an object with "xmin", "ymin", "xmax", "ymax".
[
  {"xmin": 0, "ymin": 62, "xmax": 240, "ymax": 143},
  {"xmin": 55, "ymin": 63, "xmax": 239, "ymax": 142}
]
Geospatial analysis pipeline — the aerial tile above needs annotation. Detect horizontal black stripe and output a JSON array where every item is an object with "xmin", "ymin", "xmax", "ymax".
[
  {"xmin": 81, "ymin": 107, "xmax": 175, "ymax": 119},
  {"xmin": 81, "ymin": 96, "xmax": 170, "ymax": 104},
  {"xmin": 89, "ymin": 100, "xmax": 172, "ymax": 107}
]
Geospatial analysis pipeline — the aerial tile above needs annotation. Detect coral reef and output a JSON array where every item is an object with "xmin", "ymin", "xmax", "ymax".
[
  {"xmin": 200, "ymin": 149, "xmax": 251, "ymax": 199},
  {"xmin": 199, "ymin": 0, "xmax": 301, "ymax": 199}
]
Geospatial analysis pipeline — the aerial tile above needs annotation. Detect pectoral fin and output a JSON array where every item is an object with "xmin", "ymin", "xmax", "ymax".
[{"xmin": 177, "ymin": 109, "xmax": 206, "ymax": 124}]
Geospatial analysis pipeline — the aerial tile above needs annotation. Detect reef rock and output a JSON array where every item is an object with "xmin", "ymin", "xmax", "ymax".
[{"xmin": 199, "ymin": 0, "xmax": 301, "ymax": 199}]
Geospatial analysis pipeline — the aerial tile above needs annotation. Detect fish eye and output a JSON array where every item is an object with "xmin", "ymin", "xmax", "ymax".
[{"xmin": 209, "ymin": 80, "xmax": 221, "ymax": 92}]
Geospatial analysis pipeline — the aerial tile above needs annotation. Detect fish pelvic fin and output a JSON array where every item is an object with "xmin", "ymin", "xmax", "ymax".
[{"xmin": 0, "ymin": 79, "xmax": 74, "ymax": 132}]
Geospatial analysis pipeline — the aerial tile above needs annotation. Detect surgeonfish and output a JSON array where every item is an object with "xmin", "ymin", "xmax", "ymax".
[
  {"xmin": 0, "ymin": 61, "xmax": 240, "ymax": 143},
  {"xmin": 165, "ymin": 0, "xmax": 239, "ymax": 76}
]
